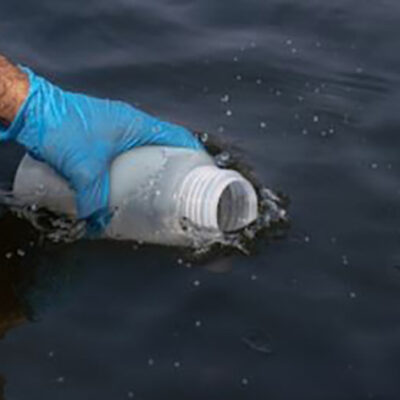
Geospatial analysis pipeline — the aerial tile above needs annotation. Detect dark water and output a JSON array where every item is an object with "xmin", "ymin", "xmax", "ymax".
[{"xmin": 1, "ymin": 0, "xmax": 400, "ymax": 399}]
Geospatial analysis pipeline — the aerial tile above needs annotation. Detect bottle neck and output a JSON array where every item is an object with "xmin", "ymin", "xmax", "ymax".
[{"xmin": 177, "ymin": 166, "xmax": 258, "ymax": 232}]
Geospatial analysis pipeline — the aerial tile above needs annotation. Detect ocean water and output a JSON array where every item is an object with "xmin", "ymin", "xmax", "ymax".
[{"xmin": 1, "ymin": 0, "xmax": 400, "ymax": 399}]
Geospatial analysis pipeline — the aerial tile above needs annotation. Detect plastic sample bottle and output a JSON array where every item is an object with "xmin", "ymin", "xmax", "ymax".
[{"xmin": 13, "ymin": 146, "xmax": 258, "ymax": 246}]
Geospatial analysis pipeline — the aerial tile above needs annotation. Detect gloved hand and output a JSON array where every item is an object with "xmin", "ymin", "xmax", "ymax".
[{"xmin": 0, "ymin": 67, "xmax": 203, "ymax": 234}]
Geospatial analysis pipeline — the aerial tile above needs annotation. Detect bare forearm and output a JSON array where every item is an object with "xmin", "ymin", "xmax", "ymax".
[{"xmin": 0, "ymin": 55, "xmax": 29, "ymax": 123}]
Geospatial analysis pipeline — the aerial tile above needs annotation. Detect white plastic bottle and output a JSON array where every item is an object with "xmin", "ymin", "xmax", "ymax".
[{"xmin": 13, "ymin": 147, "xmax": 258, "ymax": 246}]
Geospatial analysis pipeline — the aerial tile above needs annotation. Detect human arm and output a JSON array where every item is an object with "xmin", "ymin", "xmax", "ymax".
[{"xmin": 0, "ymin": 55, "xmax": 29, "ymax": 125}]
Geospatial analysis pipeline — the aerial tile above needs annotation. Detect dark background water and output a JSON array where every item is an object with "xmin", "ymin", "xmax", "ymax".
[{"xmin": 1, "ymin": 0, "xmax": 400, "ymax": 399}]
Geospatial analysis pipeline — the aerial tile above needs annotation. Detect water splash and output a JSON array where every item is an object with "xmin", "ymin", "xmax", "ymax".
[
  {"xmin": 176, "ymin": 180, "xmax": 288, "ymax": 258},
  {"xmin": 0, "ymin": 189, "xmax": 85, "ymax": 244},
  {"xmin": 0, "ymin": 133, "xmax": 289, "ymax": 253},
  {"xmin": 177, "ymin": 133, "xmax": 290, "ymax": 257}
]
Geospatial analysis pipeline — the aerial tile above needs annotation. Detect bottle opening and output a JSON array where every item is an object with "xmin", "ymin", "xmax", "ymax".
[
  {"xmin": 217, "ymin": 180, "xmax": 257, "ymax": 232},
  {"xmin": 178, "ymin": 166, "xmax": 258, "ymax": 232}
]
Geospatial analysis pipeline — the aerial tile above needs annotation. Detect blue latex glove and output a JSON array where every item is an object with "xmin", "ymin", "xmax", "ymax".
[{"xmin": 0, "ymin": 67, "xmax": 203, "ymax": 233}]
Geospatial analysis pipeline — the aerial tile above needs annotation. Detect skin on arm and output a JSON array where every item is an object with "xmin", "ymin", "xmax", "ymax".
[{"xmin": 0, "ymin": 55, "xmax": 29, "ymax": 125}]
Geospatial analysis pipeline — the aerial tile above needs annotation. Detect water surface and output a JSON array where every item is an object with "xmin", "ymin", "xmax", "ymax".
[{"xmin": 1, "ymin": 0, "xmax": 400, "ymax": 399}]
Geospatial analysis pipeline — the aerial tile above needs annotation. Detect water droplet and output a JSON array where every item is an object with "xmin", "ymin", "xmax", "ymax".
[
  {"xmin": 195, "ymin": 320, "xmax": 202, "ymax": 327},
  {"xmin": 16, "ymin": 249, "xmax": 25, "ymax": 257},
  {"xmin": 313, "ymin": 115, "xmax": 319, "ymax": 123},
  {"xmin": 215, "ymin": 151, "xmax": 231, "ymax": 167},
  {"xmin": 260, "ymin": 121, "xmax": 267, "ymax": 129},
  {"xmin": 220, "ymin": 94, "xmax": 230, "ymax": 103},
  {"xmin": 173, "ymin": 361, "xmax": 181, "ymax": 368},
  {"xmin": 242, "ymin": 330, "xmax": 272, "ymax": 355},
  {"xmin": 236, "ymin": 74, "xmax": 242, "ymax": 81},
  {"xmin": 226, "ymin": 109, "xmax": 233, "ymax": 117},
  {"xmin": 56, "ymin": 377, "xmax": 65, "ymax": 384},
  {"xmin": 200, "ymin": 132, "xmax": 209, "ymax": 143},
  {"xmin": 304, "ymin": 235, "xmax": 310, "ymax": 243},
  {"xmin": 349, "ymin": 291, "xmax": 357, "ymax": 299},
  {"xmin": 148, "ymin": 358, "xmax": 155, "ymax": 366},
  {"xmin": 193, "ymin": 280, "xmax": 201, "ymax": 287},
  {"xmin": 241, "ymin": 378, "xmax": 249, "ymax": 386}
]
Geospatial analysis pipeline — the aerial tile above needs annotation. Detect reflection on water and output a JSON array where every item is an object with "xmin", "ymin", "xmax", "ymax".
[
  {"xmin": 0, "ymin": 214, "xmax": 34, "ymax": 400},
  {"xmin": 0, "ymin": 375, "xmax": 5, "ymax": 400},
  {"xmin": 0, "ymin": 213, "xmax": 35, "ymax": 339},
  {"xmin": 0, "ymin": 211, "xmax": 84, "ymax": 337}
]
